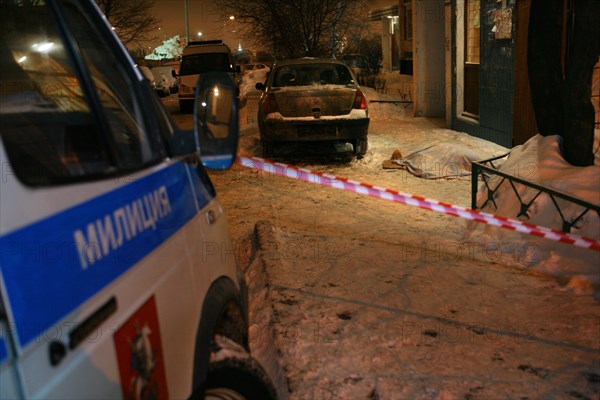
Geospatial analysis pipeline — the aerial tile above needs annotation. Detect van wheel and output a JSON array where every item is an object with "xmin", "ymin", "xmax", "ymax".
[{"xmin": 205, "ymin": 335, "xmax": 277, "ymax": 400}]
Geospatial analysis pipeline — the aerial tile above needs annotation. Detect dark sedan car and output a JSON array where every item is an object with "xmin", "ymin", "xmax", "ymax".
[{"xmin": 255, "ymin": 58, "xmax": 369, "ymax": 158}]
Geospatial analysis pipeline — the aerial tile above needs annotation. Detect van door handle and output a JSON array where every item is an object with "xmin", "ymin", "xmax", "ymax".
[
  {"xmin": 69, "ymin": 297, "xmax": 117, "ymax": 350},
  {"xmin": 49, "ymin": 297, "xmax": 117, "ymax": 367}
]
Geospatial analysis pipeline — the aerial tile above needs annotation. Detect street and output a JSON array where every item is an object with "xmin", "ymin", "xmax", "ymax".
[{"xmin": 165, "ymin": 95, "xmax": 600, "ymax": 399}]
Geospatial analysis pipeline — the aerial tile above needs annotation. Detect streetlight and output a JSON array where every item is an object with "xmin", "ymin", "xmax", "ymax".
[
  {"xmin": 197, "ymin": 32, "xmax": 203, "ymax": 40},
  {"xmin": 226, "ymin": 16, "xmax": 236, "ymax": 34}
]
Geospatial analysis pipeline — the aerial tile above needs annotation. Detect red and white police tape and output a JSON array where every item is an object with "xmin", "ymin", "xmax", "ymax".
[{"xmin": 237, "ymin": 155, "xmax": 600, "ymax": 252}]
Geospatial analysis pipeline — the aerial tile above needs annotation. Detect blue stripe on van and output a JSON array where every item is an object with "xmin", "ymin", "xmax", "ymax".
[
  {"xmin": 0, "ymin": 162, "xmax": 213, "ymax": 348},
  {"xmin": 0, "ymin": 336, "xmax": 7, "ymax": 364}
]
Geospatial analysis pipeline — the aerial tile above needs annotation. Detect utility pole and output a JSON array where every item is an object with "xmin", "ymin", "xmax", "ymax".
[{"xmin": 184, "ymin": 0, "xmax": 189, "ymax": 44}]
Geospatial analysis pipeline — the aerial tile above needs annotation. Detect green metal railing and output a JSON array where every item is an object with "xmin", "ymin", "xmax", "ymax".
[{"xmin": 471, "ymin": 154, "xmax": 600, "ymax": 233}]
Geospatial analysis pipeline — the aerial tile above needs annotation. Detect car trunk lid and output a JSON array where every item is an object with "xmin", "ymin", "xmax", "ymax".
[{"xmin": 274, "ymin": 86, "xmax": 357, "ymax": 117}]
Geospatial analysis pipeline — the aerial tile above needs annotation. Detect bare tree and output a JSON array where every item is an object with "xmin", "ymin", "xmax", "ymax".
[
  {"xmin": 528, "ymin": 0, "xmax": 600, "ymax": 166},
  {"xmin": 218, "ymin": 0, "xmax": 368, "ymax": 58},
  {"xmin": 95, "ymin": 0, "xmax": 160, "ymax": 46}
]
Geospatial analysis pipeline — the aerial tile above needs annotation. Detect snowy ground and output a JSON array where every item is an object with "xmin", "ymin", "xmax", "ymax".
[{"xmin": 165, "ymin": 81, "xmax": 600, "ymax": 399}]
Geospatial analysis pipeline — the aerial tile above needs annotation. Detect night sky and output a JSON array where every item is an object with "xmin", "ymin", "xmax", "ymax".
[{"xmin": 150, "ymin": 0, "xmax": 244, "ymax": 51}]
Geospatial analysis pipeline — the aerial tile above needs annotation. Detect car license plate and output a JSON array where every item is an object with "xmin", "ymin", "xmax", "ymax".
[{"xmin": 297, "ymin": 125, "xmax": 337, "ymax": 137}]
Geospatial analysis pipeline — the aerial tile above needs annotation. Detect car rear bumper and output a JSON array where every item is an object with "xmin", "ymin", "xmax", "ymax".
[{"xmin": 260, "ymin": 117, "xmax": 369, "ymax": 143}]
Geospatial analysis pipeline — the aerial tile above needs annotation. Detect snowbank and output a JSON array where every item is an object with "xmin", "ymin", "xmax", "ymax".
[
  {"xmin": 377, "ymin": 69, "xmax": 413, "ymax": 98},
  {"xmin": 465, "ymin": 134, "xmax": 600, "ymax": 296}
]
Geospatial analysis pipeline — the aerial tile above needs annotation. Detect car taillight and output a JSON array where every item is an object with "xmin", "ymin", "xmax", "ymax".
[
  {"xmin": 262, "ymin": 92, "xmax": 279, "ymax": 114},
  {"xmin": 353, "ymin": 89, "xmax": 367, "ymax": 110}
]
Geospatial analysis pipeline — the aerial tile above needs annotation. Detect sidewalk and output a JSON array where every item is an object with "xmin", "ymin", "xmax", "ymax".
[{"xmin": 244, "ymin": 220, "xmax": 599, "ymax": 400}]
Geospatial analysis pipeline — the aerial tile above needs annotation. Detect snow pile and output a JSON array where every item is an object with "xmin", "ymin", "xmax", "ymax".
[
  {"xmin": 361, "ymin": 87, "xmax": 413, "ymax": 119},
  {"xmin": 377, "ymin": 69, "xmax": 413, "ymax": 98},
  {"xmin": 465, "ymin": 134, "xmax": 600, "ymax": 296}
]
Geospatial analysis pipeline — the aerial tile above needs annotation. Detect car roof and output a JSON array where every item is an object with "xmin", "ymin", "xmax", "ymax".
[
  {"xmin": 182, "ymin": 40, "xmax": 232, "ymax": 56},
  {"xmin": 183, "ymin": 45, "xmax": 230, "ymax": 54},
  {"xmin": 272, "ymin": 58, "xmax": 348, "ymax": 68}
]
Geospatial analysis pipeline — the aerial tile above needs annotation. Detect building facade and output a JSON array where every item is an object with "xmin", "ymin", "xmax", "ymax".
[
  {"xmin": 451, "ymin": 0, "xmax": 522, "ymax": 147},
  {"xmin": 369, "ymin": 0, "xmax": 446, "ymax": 119},
  {"xmin": 370, "ymin": 0, "xmax": 598, "ymax": 148}
]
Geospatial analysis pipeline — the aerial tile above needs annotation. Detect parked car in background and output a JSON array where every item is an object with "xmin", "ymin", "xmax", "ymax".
[
  {"xmin": 255, "ymin": 58, "xmax": 369, "ymax": 158},
  {"xmin": 254, "ymin": 51, "xmax": 277, "ymax": 68},
  {"xmin": 151, "ymin": 66, "xmax": 178, "ymax": 97},
  {"xmin": 176, "ymin": 40, "xmax": 241, "ymax": 113},
  {"xmin": 243, "ymin": 63, "xmax": 269, "ymax": 75},
  {"xmin": 138, "ymin": 65, "xmax": 157, "ymax": 91}
]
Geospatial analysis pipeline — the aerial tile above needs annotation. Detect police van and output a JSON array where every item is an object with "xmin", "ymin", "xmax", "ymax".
[
  {"xmin": 177, "ymin": 40, "xmax": 241, "ymax": 114},
  {"xmin": 0, "ymin": 1, "xmax": 275, "ymax": 398}
]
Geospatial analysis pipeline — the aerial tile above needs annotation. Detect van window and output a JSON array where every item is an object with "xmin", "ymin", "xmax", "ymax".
[
  {"xmin": 180, "ymin": 53, "xmax": 233, "ymax": 75},
  {"xmin": 0, "ymin": 2, "xmax": 112, "ymax": 185},
  {"xmin": 61, "ymin": 0, "xmax": 161, "ymax": 170},
  {"xmin": 0, "ymin": 1, "xmax": 163, "ymax": 186}
]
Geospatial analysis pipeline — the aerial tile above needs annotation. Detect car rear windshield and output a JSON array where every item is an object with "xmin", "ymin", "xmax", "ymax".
[
  {"xmin": 179, "ymin": 53, "xmax": 233, "ymax": 75},
  {"xmin": 273, "ymin": 64, "xmax": 353, "ymax": 87},
  {"xmin": 343, "ymin": 56, "xmax": 369, "ymax": 68}
]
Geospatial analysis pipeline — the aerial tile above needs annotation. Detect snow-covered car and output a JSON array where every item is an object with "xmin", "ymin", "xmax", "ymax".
[
  {"xmin": 244, "ymin": 63, "xmax": 269, "ymax": 74},
  {"xmin": 138, "ymin": 65, "xmax": 157, "ymax": 90},
  {"xmin": 151, "ymin": 66, "xmax": 178, "ymax": 96},
  {"xmin": 255, "ymin": 58, "xmax": 369, "ymax": 158},
  {"xmin": 254, "ymin": 52, "xmax": 276, "ymax": 68}
]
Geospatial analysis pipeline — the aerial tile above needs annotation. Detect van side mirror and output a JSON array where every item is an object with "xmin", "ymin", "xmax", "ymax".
[
  {"xmin": 194, "ymin": 72, "xmax": 238, "ymax": 170},
  {"xmin": 171, "ymin": 69, "xmax": 178, "ymax": 78},
  {"xmin": 255, "ymin": 82, "xmax": 265, "ymax": 91}
]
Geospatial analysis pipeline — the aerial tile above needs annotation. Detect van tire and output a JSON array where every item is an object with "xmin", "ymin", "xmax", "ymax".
[
  {"xmin": 204, "ymin": 335, "xmax": 277, "ymax": 399},
  {"xmin": 191, "ymin": 277, "xmax": 249, "ymax": 399}
]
